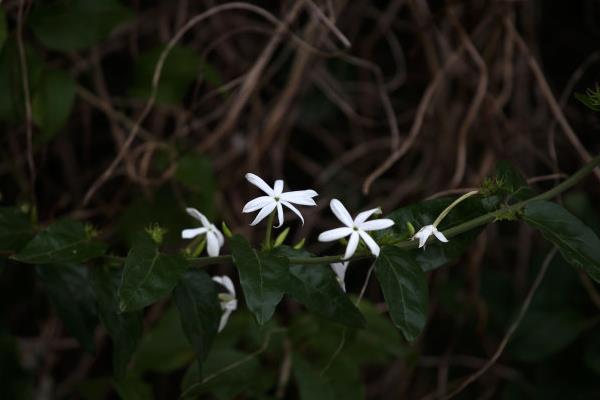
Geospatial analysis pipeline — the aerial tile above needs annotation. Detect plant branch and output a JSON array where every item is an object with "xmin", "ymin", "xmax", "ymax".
[{"xmin": 189, "ymin": 153, "xmax": 600, "ymax": 267}]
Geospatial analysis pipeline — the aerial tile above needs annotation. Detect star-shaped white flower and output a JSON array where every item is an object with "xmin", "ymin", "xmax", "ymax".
[
  {"xmin": 242, "ymin": 173, "xmax": 318, "ymax": 227},
  {"xmin": 412, "ymin": 225, "xmax": 448, "ymax": 248},
  {"xmin": 318, "ymin": 199, "xmax": 394, "ymax": 259},
  {"xmin": 212, "ymin": 275, "xmax": 238, "ymax": 332},
  {"xmin": 330, "ymin": 262, "xmax": 349, "ymax": 292},
  {"xmin": 181, "ymin": 208, "xmax": 225, "ymax": 257}
]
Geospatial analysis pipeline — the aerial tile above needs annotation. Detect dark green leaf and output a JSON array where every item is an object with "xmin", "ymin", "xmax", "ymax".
[
  {"xmin": 31, "ymin": 68, "xmax": 75, "ymax": 140},
  {"xmin": 181, "ymin": 348, "xmax": 272, "ymax": 400},
  {"xmin": 508, "ymin": 309, "xmax": 586, "ymax": 362},
  {"xmin": 375, "ymin": 246, "xmax": 428, "ymax": 342},
  {"xmin": 0, "ymin": 333, "xmax": 33, "ymax": 400},
  {"xmin": 36, "ymin": 264, "xmax": 97, "ymax": 352},
  {"xmin": 523, "ymin": 201, "xmax": 600, "ymax": 283},
  {"xmin": 293, "ymin": 354, "xmax": 335, "ymax": 400},
  {"xmin": 74, "ymin": 377, "xmax": 112, "ymax": 400},
  {"xmin": 13, "ymin": 219, "xmax": 106, "ymax": 264},
  {"xmin": 113, "ymin": 374, "xmax": 152, "ymax": 400},
  {"xmin": 0, "ymin": 43, "xmax": 44, "ymax": 123},
  {"xmin": 0, "ymin": 207, "xmax": 33, "ymax": 253},
  {"xmin": 130, "ymin": 45, "xmax": 201, "ymax": 104},
  {"xmin": 584, "ymin": 330, "xmax": 600, "ymax": 375},
  {"xmin": 173, "ymin": 269, "xmax": 221, "ymax": 376},
  {"xmin": 230, "ymin": 235, "xmax": 289, "ymax": 325},
  {"xmin": 29, "ymin": 0, "xmax": 132, "ymax": 52},
  {"xmin": 272, "ymin": 246, "xmax": 365, "ymax": 328},
  {"xmin": 132, "ymin": 306, "xmax": 194, "ymax": 373},
  {"xmin": 90, "ymin": 266, "xmax": 142, "ymax": 378},
  {"xmin": 0, "ymin": 10, "xmax": 7, "ymax": 50},
  {"xmin": 385, "ymin": 197, "xmax": 486, "ymax": 271},
  {"xmin": 118, "ymin": 233, "xmax": 189, "ymax": 311}
]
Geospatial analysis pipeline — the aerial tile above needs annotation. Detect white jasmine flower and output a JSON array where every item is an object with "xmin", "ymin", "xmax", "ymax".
[
  {"xmin": 330, "ymin": 262, "xmax": 349, "ymax": 292},
  {"xmin": 181, "ymin": 208, "xmax": 225, "ymax": 257},
  {"xmin": 318, "ymin": 199, "xmax": 394, "ymax": 259},
  {"xmin": 242, "ymin": 173, "xmax": 318, "ymax": 227},
  {"xmin": 212, "ymin": 275, "xmax": 238, "ymax": 332},
  {"xmin": 412, "ymin": 225, "xmax": 448, "ymax": 248}
]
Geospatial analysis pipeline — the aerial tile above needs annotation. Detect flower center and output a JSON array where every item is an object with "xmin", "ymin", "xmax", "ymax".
[
  {"xmin": 352, "ymin": 226, "xmax": 359, "ymax": 231},
  {"xmin": 274, "ymin": 196, "xmax": 280, "ymax": 202}
]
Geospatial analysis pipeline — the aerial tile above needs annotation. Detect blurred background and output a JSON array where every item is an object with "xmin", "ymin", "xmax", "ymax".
[{"xmin": 1, "ymin": 0, "xmax": 600, "ymax": 398}]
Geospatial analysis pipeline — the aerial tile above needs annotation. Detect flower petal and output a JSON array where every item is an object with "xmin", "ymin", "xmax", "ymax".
[
  {"xmin": 213, "ymin": 227, "xmax": 225, "ymax": 246},
  {"xmin": 206, "ymin": 231, "xmax": 220, "ymax": 257},
  {"xmin": 212, "ymin": 275, "xmax": 236, "ymax": 296},
  {"xmin": 186, "ymin": 208, "xmax": 210, "ymax": 227},
  {"xmin": 275, "ymin": 202, "xmax": 284, "ymax": 228},
  {"xmin": 330, "ymin": 199, "xmax": 354, "ymax": 227},
  {"xmin": 218, "ymin": 307, "xmax": 234, "ymax": 332},
  {"xmin": 280, "ymin": 190, "xmax": 318, "ymax": 206},
  {"xmin": 359, "ymin": 218, "xmax": 394, "ymax": 231},
  {"xmin": 344, "ymin": 232, "xmax": 360, "ymax": 260},
  {"xmin": 181, "ymin": 227, "xmax": 207, "ymax": 239},
  {"xmin": 354, "ymin": 207, "xmax": 382, "ymax": 225},
  {"xmin": 359, "ymin": 230, "xmax": 380, "ymax": 257},
  {"xmin": 273, "ymin": 180, "xmax": 284, "ymax": 196},
  {"xmin": 243, "ymin": 196, "xmax": 273, "ymax": 213},
  {"xmin": 416, "ymin": 232, "xmax": 428, "ymax": 248},
  {"xmin": 433, "ymin": 228, "xmax": 449, "ymax": 243},
  {"xmin": 245, "ymin": 173, "xmax": 274, "ymax": 195},
  {"xmin": 281, "ymin": 200, "xmax": 304, "ymax": 225},
  {"xmin": 249, "ymin": 201, "xmax": 277, "ymax": 226},
  {"xmin": 318, "ymin": 227, "xmax": 353, "ymax": 242},
  {"xmin": 330, "ymin": 262, "xmax": 348, "ymax": 281}
]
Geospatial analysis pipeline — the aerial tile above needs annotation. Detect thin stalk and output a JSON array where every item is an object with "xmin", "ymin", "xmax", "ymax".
[
  {"xmin": 433, "ymin": 190, "xmax": 479, "ymax": 227},
  {"xmin": 124, "ymin": 154, "xmax": 600, "ymax": 268}
]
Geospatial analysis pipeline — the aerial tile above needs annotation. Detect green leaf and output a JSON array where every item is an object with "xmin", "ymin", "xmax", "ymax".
[
  {"xmin": 385, "ymin": 196, "xmax": 486, "ymax": 271},
  {"xmin": 130, "ymin": 45, "xmax": 202, "ymax": 104},
  {"xmin": 90, "ymin": 266, "xmax": 142, "ymax": 378},
  {"xmin": 584, "ymin": 330, "xmax": 600, "ymax": 375},
  {"xmin": 523, "ymin": 201, "xmax": 600, "ymax": 283},
  {"xmin": 29, "ymin": 0, "xmax": 132, "ymax": 52},
  {"xmin": 173, "ymin": 269, "xmax": 221, "ymax": 376},
  {"xmin": 13, "ymin": 219, "xmax": 106, "ymax": 264},
  {"xmin": 0, "ymin": 9, "xmax": 7, "ymax": 50},
  {"xmin": 132, "ymin": 306, "xmax": 194, "ymax": 374},
  {"xmin": 272, "ymin": 246, "xmax": 365, "ymax": 328},
  {"xmin": 0, "ymin": 43, "xmax": 44, "ymax": 123},
  {"xmin": 113, "ymin": 374, "xmax": 152, "ymax": 400},
  {"xmin": 31, "ymin": 68, "xmax": 75, "ymax": 141},
  {"xmin": 118, "ymin": 233, "xmax": 189, "ymax": 312},
  {"xmin": 293, "ymin": 354, "xmax": 335, "ymax": 400},
  {"xmin": 0, "ymin": 333, "xmax": 34, "ymax": 400},
  {"xmin": 375, "ymin": 246, "xmax": 428, "ymax": 342},
  {"xmin": 36, "ymin": 264, "xmax": 97, "ymax": 353},
  {"xmin": 230, "ymin": 235, "xmax": 289, "ymax": 325},
  {"xmin": 508, "ymin": 309, "xmax": 586, "ymax": 362},
  {"xmin": 0, "ymin": 207, "xmax": 33, "ymax": 253},
  {"xmin": 181, "ymin": 348, "xmax": 272, "ymax": 400}
]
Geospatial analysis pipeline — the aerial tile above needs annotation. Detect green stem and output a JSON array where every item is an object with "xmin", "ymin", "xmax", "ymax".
[
  {"xmin": 264, "ymin": 210, "xmax": 275, "ymax": 250},
  {"xmin": 123, "ymin": 154, "xmax": 600, "ymax": 268},
  {"xmin": 433, "ymin": 190, "xmax": 479, "ymax": 227}
]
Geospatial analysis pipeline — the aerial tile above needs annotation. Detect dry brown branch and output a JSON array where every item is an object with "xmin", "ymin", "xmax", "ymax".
[{"xmin": 505, "ymin": 19, "xmax": 600, "ymax": 181}]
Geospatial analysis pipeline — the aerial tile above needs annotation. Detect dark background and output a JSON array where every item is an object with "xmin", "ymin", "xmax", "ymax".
[{"xmin": 1, "ymin": 0, "xmax": 599, "ymax": 398}]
